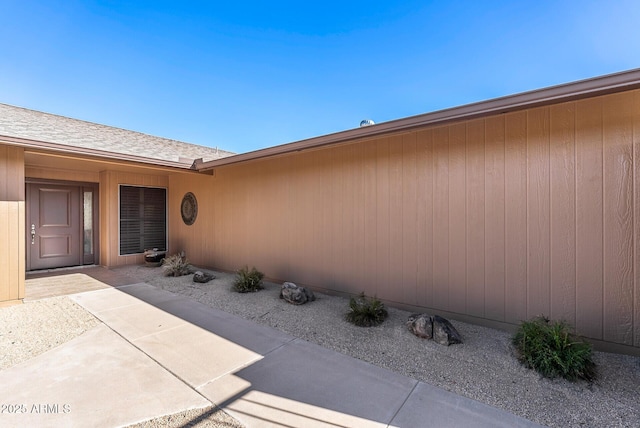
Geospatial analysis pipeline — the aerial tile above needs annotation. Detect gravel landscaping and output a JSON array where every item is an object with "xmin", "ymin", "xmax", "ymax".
[
  {"xmin": 3, "ymin": 265, "xmax": 640, "ymax": 428},
  {"xmin": 0, "ymin": 296, "xmax": 99, "ymax": 370},
  {"xmin": 130, "ymin": 265, "xmax": 640, "ymax": 428}
]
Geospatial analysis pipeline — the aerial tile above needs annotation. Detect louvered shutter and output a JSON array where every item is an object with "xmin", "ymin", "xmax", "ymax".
[{"xmin": 119, "ymin": 186, "xmax": 167, "ymax": 255}]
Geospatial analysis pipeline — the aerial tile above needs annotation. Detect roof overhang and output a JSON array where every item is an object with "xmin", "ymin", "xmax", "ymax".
[
  {"xmin": 197, "ymin": 67, "xmax": 640, "ymax": 171},
  {"xmin": 0, "ymin": 134, "xmax": 209, "ymax": 173}
]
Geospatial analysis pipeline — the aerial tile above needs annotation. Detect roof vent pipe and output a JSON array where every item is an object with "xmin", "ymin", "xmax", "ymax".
[{"xmin": 360, "ymin": 119, "xmax": 375, "ymax": 127}]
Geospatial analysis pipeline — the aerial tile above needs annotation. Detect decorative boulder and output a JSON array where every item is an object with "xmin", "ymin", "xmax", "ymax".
[
  {"xmin": 407, "ymin": 313, "xmax": 463, "ymax": 346},
  {"xmin": 193, "ymin": 271, "xmax": 215, "ymax": 283},
  {"xmin": 406, "ymin": 313, "xmax": 433, "ymax": 339},
  {"xmin": 280, "ymin": 282, "xmax": 315, "ymax": 305},
  {"xmin": 432, "ymin": 315, "xmax": 463, "ymax": 346}
]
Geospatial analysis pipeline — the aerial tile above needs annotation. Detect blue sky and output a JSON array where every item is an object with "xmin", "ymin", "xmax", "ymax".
[{"xmin": 1, "ymin": 1, "xmax": 639, "ymax": 154}]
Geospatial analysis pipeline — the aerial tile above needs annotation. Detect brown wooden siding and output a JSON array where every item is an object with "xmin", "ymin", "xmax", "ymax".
[
  {"xmin": 504, "ymin": 111, "xmax": 528, "ymax": 324},
  {"xmin": 603, "ymin": 94, "xmax": 635, "ymax": 345},
  {"xmin": 169, "ymin": 89, "xmax": 640, "ymax": 351},
  {"xmin": 0, "ymin": 201, "xmax": 25, "ymax": 303},
  {"xmin": 0, "ymin": 146, "xmax": 25, "ymax": 201},
  {"xmin": 635, "ymin": 90, "xmax": 640, "ymax": 349},
  {"xmin": 0, "ymin": 147, "xmax": 25, "ymax": 304}
]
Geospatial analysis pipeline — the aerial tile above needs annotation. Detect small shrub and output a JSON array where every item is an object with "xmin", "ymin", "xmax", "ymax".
[
  {"xmin": 345, "ymin": 293, "xmax": 388, "ymax": 327},
  {"xmin": 161, "ymin": 253, "xmax": 192, "ymax": 277},
  {"xmin": 512, "ymin": 316, "xmax": 596, "ymax": 381},
  {"xmin": 233, "ymin": 266, "xmax": 265, "ymax": 293}
]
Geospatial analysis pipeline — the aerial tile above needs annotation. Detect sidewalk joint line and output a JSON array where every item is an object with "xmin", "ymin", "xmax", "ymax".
[{"xmin": 387, "ymin": 380, "xmax": 419, "ymax": 427}]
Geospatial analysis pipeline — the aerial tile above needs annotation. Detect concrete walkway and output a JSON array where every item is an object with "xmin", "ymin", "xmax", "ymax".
[{"xmin": 1, "ymin": 281, "xmax": 544, "ymax": 427}]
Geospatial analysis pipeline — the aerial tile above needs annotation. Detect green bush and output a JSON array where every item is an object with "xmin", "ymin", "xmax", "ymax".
[
  {"xmin": 512, "ymin": 316, "xmax": 596, "ymax": 381},
  {"xmin": 345, "ymin": 293, "xmax": 388, "ymax": 327},
  {"xmin": 233, "ymin": 266, "xmax": 265, "ymax": 293},
  {"xmin": 161, "ymin": 253, "xmax": 192, "ymax": 277}
]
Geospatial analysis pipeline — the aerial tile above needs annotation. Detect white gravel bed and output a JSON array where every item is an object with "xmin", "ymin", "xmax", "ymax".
[
  {"xmin": 130, "ymin": 265, "xmax": 640, "ymax": 428},
  {"xmin": 126, "ymin": 406, "xmax": 243, "ymax": 428},
  {"xmin": 0, "ymin": 296, "xmax": 99, "ymax": 370}
]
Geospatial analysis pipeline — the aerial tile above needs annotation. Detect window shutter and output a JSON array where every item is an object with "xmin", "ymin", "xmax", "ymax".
[
  {"xmin": 142, "ymin": 187, "xmax": 167, "ymax": 251},
  {"xmin": 119, "ymin": 186, "xmax": 166, "ymax": 255}
]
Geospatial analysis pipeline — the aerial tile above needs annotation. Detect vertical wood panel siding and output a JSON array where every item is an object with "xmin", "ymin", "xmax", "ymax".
[
  {"xmin": 504, "ymin": 111, "xmax": 528, "ymax": 324},
  {"xmin": 168, "ymin": 90, "xmax": 640, "ymax": 351},
  {"xmin": 416, "ymin": 129, "xmax": 434, "ymax": 308},
  {"xmin": 575, "ymin": 98, "xmax": 604, "ymax": 340},
  {"xmin": 432, "ymin": 127, "xmax": 450, "ymax": 310},
  {"xmin": 603, "ymin": 93, "xmax": 634, "ymax": 345},
  {"xmin": 484, "ymin": 116, "xmax": 506, "ymax": 321},
  {"xmin": 527, "ymin": 107, "xmax": 551, "ymax": 319},
  {"xmin": 466, "ymin": 120, "xmax": 485, "ymax": 318},
  {"xmin": 0, "ymin": 147, "xmax": 25, "ymax": 304},
  {"xmin": 402, "ymin": 133, "xmax": 418, "ymax": 305},
  {"xmin": 549, "ymin": 104, "xmax": 577, "ymax": 326},
  {"xmin": 0, "ymin": 146, "xmax": 25, "ymax": 201},
  {"xmin": 634, "ymin": 90, "xmax": 640, "ymax": 348},
  {"xmin": 0, "ymin": 201, "xmax": 25, "ymax": 303},
  {"xmin": 448, "ymin": 124, "xmax": 466, "ymax": 315}
]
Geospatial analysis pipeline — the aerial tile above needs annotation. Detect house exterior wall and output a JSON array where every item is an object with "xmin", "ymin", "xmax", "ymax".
[
  {"xmin": 0, "ymin": 146, "xmax": 25, "ymax": 305},
  {"xmin": 169, "ymin": 89, "xmax": 640, "ymax": 353}
]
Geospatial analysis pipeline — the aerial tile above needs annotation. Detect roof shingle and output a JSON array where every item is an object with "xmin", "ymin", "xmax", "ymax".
[{"xmin": 0, "ymin": 103, "xmax": 234, "ymax": 164}]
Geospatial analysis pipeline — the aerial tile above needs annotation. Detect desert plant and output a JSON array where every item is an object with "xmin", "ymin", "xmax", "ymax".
[
  {"xmin": 232, "ymin": 266, "xmax": 265, "ymax": 293},
  {"xmin": 345, "ymin": 293, "xmax": 388, "ymax": 327},
  {"xmin": 512, "ymin": 316, "xmax": 596, "ymax": 381},
  {"xmin": 161, "ymin": 253, "xmax": 192, "ymax": 277}
]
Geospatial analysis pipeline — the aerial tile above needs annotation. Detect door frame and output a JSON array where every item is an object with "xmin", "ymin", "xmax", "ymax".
[{"xmin": 25, "ymin": 179, "xmax": 99, "ymax": 271}]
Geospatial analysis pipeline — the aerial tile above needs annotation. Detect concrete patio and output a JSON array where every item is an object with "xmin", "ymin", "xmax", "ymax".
[{"xmin": 0, "ymin": 268, "xmax": 543, "ymax": 427}]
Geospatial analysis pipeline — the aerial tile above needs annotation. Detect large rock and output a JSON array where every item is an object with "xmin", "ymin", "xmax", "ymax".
[
  {"xmin": 432, "ymin": 315, "xmax": 463, "ymax": 345},
  {"xmin": 193, "ymin": 271, "xmax": 215, "ymax": 283},
  {"xmin": 407, "ymin": 313, "xmax": 463, "ymax": 346},
  {"xmin": 406, "ymin": 313, "xmax": 433, "ymax": 339},
  {"xmin": 279, "ymin": 282, "xmax": 315, "ymax": 305}
]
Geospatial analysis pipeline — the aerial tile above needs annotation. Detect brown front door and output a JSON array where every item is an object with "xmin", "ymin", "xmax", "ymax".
[{"xmin": 27, "ymin": 183, "xmax": 82, "ymax": 270}]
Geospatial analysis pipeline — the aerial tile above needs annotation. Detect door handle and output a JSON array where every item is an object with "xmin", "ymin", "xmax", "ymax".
[{"xmin": 31, "ymin": 224, "xmax": 36, "ymax": 245}]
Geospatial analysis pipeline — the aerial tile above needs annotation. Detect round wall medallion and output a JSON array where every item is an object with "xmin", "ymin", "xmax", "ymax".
[{"xmin": 181, "ymin": 192, "xmax": 198, "ymax": 225}]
